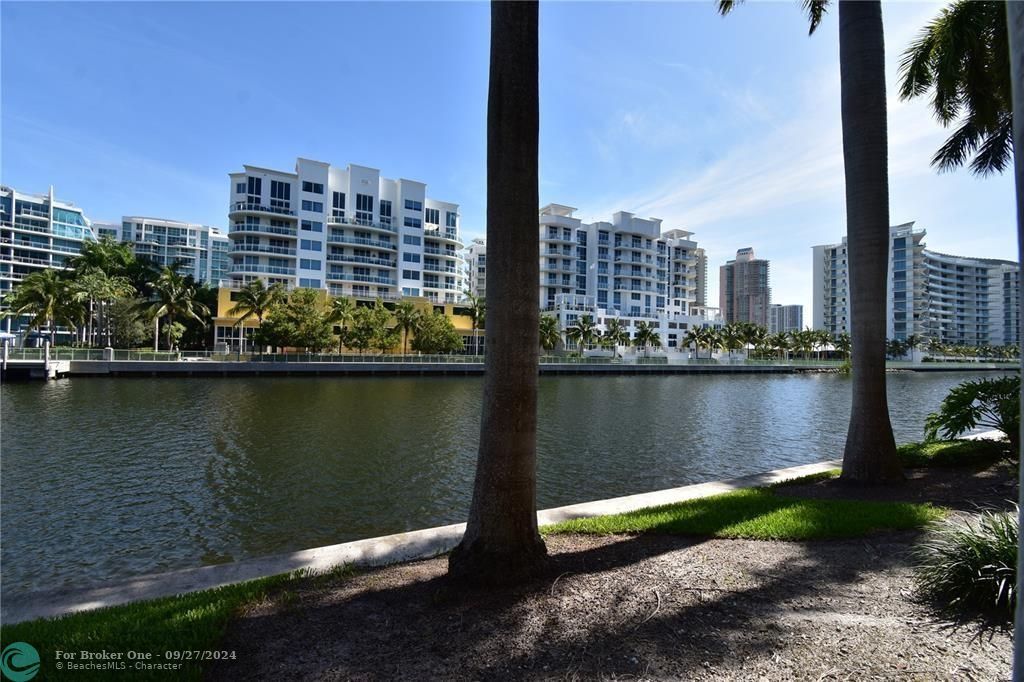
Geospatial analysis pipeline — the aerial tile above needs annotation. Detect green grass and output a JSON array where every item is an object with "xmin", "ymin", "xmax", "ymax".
[
  {"xmin": 0, "ymin": 566, "xmax": 355, "ymax": 681},
  {"xmin": 544, "ymin": 486, "xmax": 944, "ymax": 541},
  {"xmin": 897, "ymin": 438, "xmax": 1011, "ymax": 468}
]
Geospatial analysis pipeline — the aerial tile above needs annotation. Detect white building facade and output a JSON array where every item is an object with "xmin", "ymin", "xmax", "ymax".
[
  {"xmin": 768, "ymin": 304, "xmax": 804, "ymax": 334},
  {"xmin": 538, "ymin": 205, "xmax": 719, "ymax": 349},
  {"xmin": 463, "ymin": 237, "xmax": 487, "ymax": 299},
  {"xmin": 0, "ymin": 185, "xmax": 97, "ymax": 337},
  {"xmin": 95, "ymin": 217, "xmax": 230, "ymax": 285},
  {"xmin": 812, "ymin": 222, "xmax": 1019, "ymax": 346},
  {"xmin": 228, "ymin": 158, "xmax": 464, "ymax": 303}
]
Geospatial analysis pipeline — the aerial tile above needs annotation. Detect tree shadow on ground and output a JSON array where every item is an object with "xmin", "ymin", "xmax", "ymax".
[{"xmin": 204, "ymin": 519, "xmax": 1008, "ymax": 681}]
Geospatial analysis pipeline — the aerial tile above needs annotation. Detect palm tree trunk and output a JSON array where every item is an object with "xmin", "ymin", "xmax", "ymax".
[
  {"xmin": 1005, "ymin": 0, "xmax": 1024, "ymax": 670},
  {"xmin": 838, "ymin": 0, "xmax": 902, "ymax": 483},
  {"xmin": 153, "ymin": 317, "xmax": 160, "ymax": 352},
  {"xmin": 449, "ymin": 0, "xmax": 546, "ymax": 585}
]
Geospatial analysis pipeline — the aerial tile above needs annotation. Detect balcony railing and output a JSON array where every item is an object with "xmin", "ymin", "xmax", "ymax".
[
  {"xmin": 231, "ymin": 264, "xmax": 296, "ymax": 276},
  {"xmin": 231, "ymin": 244, "xmax": 297, "ymax": 256},
  {"xmin": 326, "ymin": 235, "xmax": 397, "ymax": 250},
  {"xmin": 326, "ymin": 215, "xmax": 398, "ymax": 233},
  {"xmin": 229, "ymin": 202, "xmax": 296, "ymax": 217},
  {"xmin": 230, "ymin": 224, "xmax": 298, "ymax": 237},
  {"xmin": 326, "ymin": 254, "xmax": 397, "ymax": 267}
]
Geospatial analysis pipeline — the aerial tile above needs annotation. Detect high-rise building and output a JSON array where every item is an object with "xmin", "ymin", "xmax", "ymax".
[
  {"xmin": 94, "ymin": 217, "xmax": 230, "ymax": 285},
  {"xmin": 811, "ymin": 222, "xmax": 1020, "ymax": 346},
  {"xmin": 463, "ymin": 238, "xmax": 487, "ymax": 299},
  {"xmin": 227, "ymin": 158, "xmax": 465, "ymax": 303},
  {"xmin": 768, "ymin": 304, "xmax": 803, "ymax": 334},
  {"xmin": 719, "ymin": 247, "xmax": 771, "ymax": 326},
  {"xmin": 694, "ymin": 247, "xmax": 708, "ymax": 307},
  {"xmin": 0, "ymin": 185, "xmax": 97, "ymax": 337},
  {"xmin": 538, "ymin": 205, "xmax": 719, "ymax": 349}
]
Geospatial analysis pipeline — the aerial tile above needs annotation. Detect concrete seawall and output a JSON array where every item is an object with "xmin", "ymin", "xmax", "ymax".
[{"xmin": 54, "ymin": 360, "xmax": 1019, "ymax": 378}]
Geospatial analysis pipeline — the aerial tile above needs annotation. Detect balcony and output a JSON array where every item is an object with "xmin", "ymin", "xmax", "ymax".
[
  {"xmin": 230, "ymin": 224, "xmax": 298, "ymax": 237},
  {"xmin": 326, "ymin": 215, "xmax": 398, "ymax": 233},
  {"xmin": 423, "ymin": 263, "xmax": 458, "ymax": 274},
  {"xmin": 229, "ymin": 202, "xmax": 297, "ymax": 217},
  {"xmin": 326, "ymin": 235, "xmax": 397, "ymax": 250},
  {"xmin": 326, "ymin": 254, "xmax": 397, "ymax": 268},
  {"xmin": 230, "ymin": 263, "xmax": 296, "ymax": 276},
  {"xmin": 231, "ymin": 244, "xmax": 297, "ymax": 256},
  {"xmin": 326, "ymin": 273, "xmax": 397, "ymax": 286},
  {"xmin": 328, "ymin": 286, "xmax": 402, "ymax": 300}
]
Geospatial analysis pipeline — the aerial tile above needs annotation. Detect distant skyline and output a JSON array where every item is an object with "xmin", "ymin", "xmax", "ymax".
[{"xmin": 2, "ymin": 1, "xmax": 1017, "ymax": 318}]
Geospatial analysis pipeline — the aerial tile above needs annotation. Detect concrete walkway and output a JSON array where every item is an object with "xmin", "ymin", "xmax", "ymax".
[{"xmin": 2, "ymin": 458, "xmax": 848, "ymax": 624}]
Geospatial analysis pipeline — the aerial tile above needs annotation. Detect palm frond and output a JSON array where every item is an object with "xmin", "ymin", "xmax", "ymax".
[
  {"xmin": 802, "ymin": 0, "xmax": 829, "ymax": 35},
  {"xmin": 968, "ymin": 110, "xmax": 1013, "ymax": 176}
]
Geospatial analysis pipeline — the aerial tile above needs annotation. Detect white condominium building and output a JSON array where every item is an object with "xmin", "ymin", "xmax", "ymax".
[
  {"xmin": 94, "ymin": 217, "xmax": 230, "ymax": 285},
  {"xmin": 768, "ymin": 304, "xmax": 804, "ymax": 334},
  {"xmin": 811, "ymin": 222, "xmax": 1019, "ymax": 346},
  {"xmin": 228, "ymin": 158, "xmax": 464, "ymax": 303},
  {"xmin": 0, "ymin": 186, "xmax": 95, "ymax": 297},
  {"xmin": 538, "ymin": 205, "xmax": 718, "ymax": 349},
  {"xmin": 463, "ymin": 237, "xmax": 487, "ymax": 299}
]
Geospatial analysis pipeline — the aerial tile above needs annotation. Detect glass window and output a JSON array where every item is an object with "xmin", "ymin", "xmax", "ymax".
[
  {"xmin": 302, "ymin": 181, "xmax": 324, "ymax": 194},
  {"xmin": 235, "ymin": 182, "xmax": 245, "ymax": 194},
  {"xmin": 403, "ymin": 235, "xmax": 421, "ymax": 245},
  {"xmin": 403, "ymin": 253, "xmax": 421, "ymax": 263},
  {"xmin": 403, "ymin": 270, "xmax": 421, "ymax": 280},
  {"xmin": 299, "ymin": 278, "xmax": 322, "ymax": 288},
  {"xmin": 332, "ymin": 192, "xmax": 346, "ymax": 209},
  {"xmin": 424, "ymin": 208, "xmax": 440, "ymax": 224},
  {"xmin": 300, "ymin": 258, "xmax": 321, "ymax": 270},
  {"xmin": 301, "ymin": 200, "xmax": 324, "ymax": 213},
  {"xmin": 404, "ymin": 199, "xmax": 422, "ymax": 211},
  {"xmin": 404, "ymin": 217, "xmax": 422, "ymax": 229},
  {"xmin": 300, "ymin": 239, "xmax": 323, "ymax": 251},
  {"xmin": 446, "ymin": 211, "xmax": 457, "ymax": 228},
  {"xmin": 270, "ymin": 180, "xmax": 291, "ymax": 201}
]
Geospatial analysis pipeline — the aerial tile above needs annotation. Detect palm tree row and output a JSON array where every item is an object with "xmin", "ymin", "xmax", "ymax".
[{"xmin": 1, "ymin": 237, "xmax": 213, "ymax": 350}]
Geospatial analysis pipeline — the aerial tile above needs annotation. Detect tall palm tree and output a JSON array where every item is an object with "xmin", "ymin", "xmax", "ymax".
[
  {"xmin": 1, "ymin": 269, "xmax": 79, "ymax": 346},
  {"xmin": 71, "ymin": 268, "xmax": 133, "ymax": 347},
  {"xmin": 538, "ymin": 314, "xmax": 561, "ymax": 353},
  {"xmin": 768, "ymin": 331, "xmax": 791, "ymax": 360},
  {"xmin": 905, "ymin": 333, "xmax": 923, "ymax": 362},
  {"xmin": 898, "ymin": 1, "xmax": 1013, "ymax": 175},
  {"xmin": 69, "ymin": 237, "xmax": 135, "ymax": 281},
  {"xmin": 1006, "ymin": 0, "xmax": 1023, "ymax": 653},
  {"xmin": 394, "ymin": 300, "xmax": 421, "ymax": 355},
  {"xmin": 564, "ymin": 314, "xmax": 600, "ymax": 357},
  {"xmin": 719, "ymin": 0, "xmax": 901, "ymax": 483},
  {"xmin": 448, "ymin": 0, "xmax": 547, "ymax": 586},
  {"xmin": 833, "ymin": 331, "xmax": 852, "ymax": 360},
  {"xmin": 329, "ymin": 296, "xmax": 356, "ymax": 352},
  {"xmin": 465, "ymin": 293, "xmax": 486, "ymax": 354},
  {"xmin": 228, "ymin": 279, "xmax": 283, "ymax": 354},
  {"xmin": 146, "ymin": 268, "xmax": 210, "ymax": 351},
  {"xmin": 603, "ymin": 318, "xmax": 630, "ymax": 356},
  {"xmin": 632, "ymin": 321, "xmax": 661, "ymax": 357}
]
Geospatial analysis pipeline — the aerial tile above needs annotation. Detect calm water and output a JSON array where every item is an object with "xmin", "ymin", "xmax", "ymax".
[{"xmin": 0, "ymin": 372, "xmax": 1005, "ymax": 598}]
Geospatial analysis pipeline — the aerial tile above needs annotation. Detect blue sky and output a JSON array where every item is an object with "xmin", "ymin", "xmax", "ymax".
[{"xmin": 2, "ymin": 1, "xmax": 1017, "ymax": 318}]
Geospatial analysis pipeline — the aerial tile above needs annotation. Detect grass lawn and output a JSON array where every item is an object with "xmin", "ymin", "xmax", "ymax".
[
  {"xmin": 0, "ymin": 565, "xmax": 354, "ymax": 681},
  {"xmin": 543, "ymin": 480, "xmax": 944, "ymax": 540},
  {"xmin": 897, "ymin": 438, "xmax": 1011, "ymax": 468}
]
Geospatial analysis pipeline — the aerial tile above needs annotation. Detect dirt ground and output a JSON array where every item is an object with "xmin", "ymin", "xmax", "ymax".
[{"xmin": 208, "ymin": 465, "xmax": 1015, "ymax": 681}]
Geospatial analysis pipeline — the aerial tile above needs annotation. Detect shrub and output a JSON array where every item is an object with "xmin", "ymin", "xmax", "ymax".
[
  {"xmin": 924, "ymin": 376, "xmax": 1020, "ymax": 454},
  {"xmin": 914, "ymin": 509, "xmax": 1018, "ymax": 622},
  {"xmin": 897, "ymin": 439, "xmax": 1010, "ymax": 468}
]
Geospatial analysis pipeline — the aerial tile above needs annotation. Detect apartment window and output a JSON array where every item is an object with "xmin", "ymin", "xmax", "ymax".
[
  {"xmin": 403, "ymin": 234, "xmax": 421, "ymax": 246},
  {"xmin": 332, "ymin": 192, "xmax": 345, "ymax": 209},
  {"xmin": 300, "ymin": 220, "xmax": 323, "ymax": 233},
  {"xmin": 403, "ymin": 270, "xmax": 421, "ymax": 280},
  {"xmin": 235, "ymin": 182, "xmax": 245, "ymax": 194},
  {"xmin": 300, "ymin": 258, "xmax": 321, "ymax": 270},
  {"xmin": 404, "ymin": 199, "xmax": 422, "ymax": 211},
  {"xmin": 380, "ymin": 200, "xmax": 393, "ymax": 224},
  {"xmin": 270, "ymin": 180, "xmax": 291, "ymax": 210},
  {"xmin": 300, "ymin": 239, "xmax": 322, "ymax": 252},
  {"xmin": 299, "ymin": 278, "xmax": 321, "ymax": 288},
  {"xmin": 404, "ymin": 217, "xmax": 422, "ymax": 229},
  {"xmin": 402, "ymin": 287, "xmax": 421, "ymax": 297},
  {"xmin": 424, "ymin": 208, "xmax": 440, "ymax": 225},
  {"xmin": 302, "ymin": 181, "xmax": 324, "ymax": 194},
  {"xmin": 403, "ymin": 253, "xmax": 421, "ymax": 263},
  {"xmin": 446, "ymin": 211, "xmax": 457, "ymax": 228},
  {"xmin": 301, "ymin": 200, "xmax": 324, "ymax": 213},
  {"xmin": 356, "ymin": 194, "xmax": 373, "ymax": 222}
]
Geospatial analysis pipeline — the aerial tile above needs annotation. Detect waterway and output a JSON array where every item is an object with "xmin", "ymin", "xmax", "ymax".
[{"xmin": 0, "ymin": 371, "xmax": 1005, "ymax": 599}]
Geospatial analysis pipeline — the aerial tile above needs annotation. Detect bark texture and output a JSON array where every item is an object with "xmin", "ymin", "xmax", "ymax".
[
  {"xmin": 448, "ymin": 0, "xmax": 547, "ymax": 586},
  {"xmin": 838, "ymin": 0, "xmax": 904, "ymax": 484},
  {"xmin": 1006, "ymin": 2, "xmax": 1024, "ymax": 675}
]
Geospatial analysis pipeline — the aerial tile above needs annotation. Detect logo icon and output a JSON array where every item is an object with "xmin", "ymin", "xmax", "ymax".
[{"xmin": 0, "ymin": 643, "xmax": 39, "ymax": 682}]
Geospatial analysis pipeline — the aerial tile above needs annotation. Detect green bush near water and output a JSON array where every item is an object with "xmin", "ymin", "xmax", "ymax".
[{"xmin": 897, "ymin": 438, "xmax": 1012, "ymax": 468}]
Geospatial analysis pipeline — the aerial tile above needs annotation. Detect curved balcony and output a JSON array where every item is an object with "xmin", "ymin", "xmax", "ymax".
[
  {"xmin": 425, "ymin": 229, "xmax": 462, "ymax": 246},
  {"xmin": 423, "ymin": 262, "xmax": 459, "ymax": 275}
]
